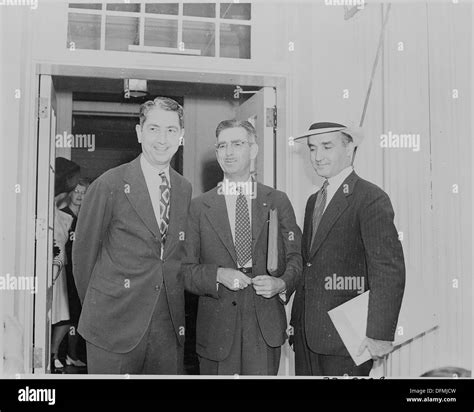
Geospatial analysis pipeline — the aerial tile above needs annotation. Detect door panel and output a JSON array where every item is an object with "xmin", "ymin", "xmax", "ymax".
[
  {"xmin": 236, "ymin": 87, "xmax": 276, "ymax": 187},
  {"xmin": 238, "ymin": 87, "xmax": 291, "ymax": 376},
  {"xmin": 33, "ymin": 75, "xmax": 56, "ymax": 374}
]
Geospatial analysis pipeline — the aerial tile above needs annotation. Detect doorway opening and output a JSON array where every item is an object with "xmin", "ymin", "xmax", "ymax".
[{"xmin": 33, "ymin": 66, "xmax": 285, "ymax": 375}]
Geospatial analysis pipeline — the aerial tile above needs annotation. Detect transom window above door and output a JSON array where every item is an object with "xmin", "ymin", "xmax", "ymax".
[{"xmin": 67, "ymin": 2, "xmax": 251, "ymax": 59}]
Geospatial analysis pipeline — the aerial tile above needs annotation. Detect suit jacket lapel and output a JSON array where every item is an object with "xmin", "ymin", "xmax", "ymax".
[
  {"xmin": 163, "ymin": 168, "xmax": 184, "ymax": 259},
  {"xmin": 303, "ymin": 193, "xmax": 317, "ymax": 261},
  {"xmin": 308, "ymin": 171, "xmax": 358, "ymax": 260},
  {"xmin": 123, "ymin": 157, "xmax": 161, "ymax": 240},
  {"xmin": 204, "ymin": 181, "xmax": 270, "ymax": 264},
  {"xmin": 252, "ymin": 182, "xmax": 271, "ymax": 254},
  {"xmin": 204, "ymin": 188, "xmax": 238, "ymax": 264}
]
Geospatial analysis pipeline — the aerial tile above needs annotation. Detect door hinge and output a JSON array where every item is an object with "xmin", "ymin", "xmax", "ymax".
[
  {"xmin": 33, "ymin": 347, "xmax": 43, "ymax": 369},
  {"xmin": 36, "ymin": 97, "xmax": 49, "ymax": 119},
  {"xmin": 35, "ymin": 218, "xmax": 46, "ymax": 240},
  {"xmin": 266, "ymin": 106, "xmax": 277, "ymax": 128}
]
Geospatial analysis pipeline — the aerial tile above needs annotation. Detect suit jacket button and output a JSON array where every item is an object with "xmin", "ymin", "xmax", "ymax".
[
  {"xmin": 155, "ymin": 285, "xmax": 161, "ymax": 291},
  {"xmin": 306, "ymin": 262, "xmax": 312, "ymax": 267},
  {"xmin": 232, "ymin": 301, "xmax": 237, "ymax": 306}
]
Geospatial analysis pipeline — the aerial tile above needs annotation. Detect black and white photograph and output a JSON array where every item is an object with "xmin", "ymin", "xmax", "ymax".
[{"xmin": 0, "ymin": 0, "xmax": 472, "ymax": 406}]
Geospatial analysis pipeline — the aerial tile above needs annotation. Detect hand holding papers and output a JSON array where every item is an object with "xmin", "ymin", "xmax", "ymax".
[
  {"xmin": 328, "ymin": 288, "xmax": 438, "ymax": 365},
  {"xmin": 357, "ymin": 337, "xmax": 393, "ymax": 360}
]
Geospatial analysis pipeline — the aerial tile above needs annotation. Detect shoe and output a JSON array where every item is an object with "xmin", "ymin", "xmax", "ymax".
[
  {"xmin": 66, "ymin": 355, "xmax": 87, "ymax": 367},
  {"xmin": 51, "ymin": 357, "xmax": 64, "ymax": 373}
]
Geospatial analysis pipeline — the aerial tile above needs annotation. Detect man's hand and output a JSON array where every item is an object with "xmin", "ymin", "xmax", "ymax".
[
  {"xmin": 357, "ymin": 337, "xmax": 393, "ymax": 360},
  {"xmin": 216, "ymin": 268, "xmax": 252, "ymax": 291},
  {"xmin": 252, "ymin": 275, "xmax": 286, "ymax": 299}
]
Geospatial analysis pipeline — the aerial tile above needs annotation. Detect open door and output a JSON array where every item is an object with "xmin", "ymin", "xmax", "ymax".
[
  {"xmin": 33, "ymin": 75, "xmax": 57, "ymax": 374},
  {"xmin": 238, "ymin": 87, "xmax": 291, "ymax": 376},
  {"xmin": 236, "ymin": 87, "xmax": 276, "ymax": 187}
]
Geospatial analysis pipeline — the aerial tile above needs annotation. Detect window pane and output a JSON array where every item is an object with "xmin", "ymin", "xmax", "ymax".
[
  {"xmin": 220, "ymin": 23, "xmax": 250, "ymax": 59},
  {"xmin": 220, "ymin": 3, "xmax": 251, "ymax": 20},
  {"xmin": 145, "ymin": 3, "xmax": 179, "ymax": 15},
  {"xmin": 106, "ymin": 3, "xmax": 140, "ymax": 12},
  {"xmin": 69, "ymin": 3, "xmax": 102, "ymax": 10},
  {"xmin": 105, "ymin": 16, "xmax": 140, "ymax": 51},
  {"xmin": 183, "ymin": 3, "xmax": 215, "ymax": 18},
  {"xmin": 67, "ymin": 13, "xmax": 101, "ymax": 50},
  {"xmin": 183, "ymin": 21, "xmax": 215, "ymax": 56},
  {"xmin": 144, "ymin": 18, "xmax": 178, "ymax": 48}
]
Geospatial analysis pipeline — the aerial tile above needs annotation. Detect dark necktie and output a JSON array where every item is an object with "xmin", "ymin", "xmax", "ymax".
[
  {"xmin": 310, "ymin": 179, "xmax": 328, "ymax": 249},
  {"xmin": 235, "ymin": 188, "xmax": 252, "ymax": 267},
  {"xmin": 159, "ymin": 171, "xmax": 170, "ymax": 244}
]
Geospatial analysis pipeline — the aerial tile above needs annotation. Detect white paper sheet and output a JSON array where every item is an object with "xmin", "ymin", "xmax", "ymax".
[{"xmin": 328, "ymin": 288, "xmax": 438, "ymax": 365}]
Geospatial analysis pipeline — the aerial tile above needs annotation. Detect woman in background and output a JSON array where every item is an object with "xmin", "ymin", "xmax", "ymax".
[
  {"xmin": 61, "ymin": 178, "xmax": 90, "ymax": 368},
  {"xmin": 52, "ymin": 157, "xmax": 80, "ymax": 373}
]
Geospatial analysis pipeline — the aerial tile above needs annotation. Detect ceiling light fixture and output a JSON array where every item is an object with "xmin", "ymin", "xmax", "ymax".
[{"xmin": 124, "ymin": 79, "xmax": 148, "ymax": 99}]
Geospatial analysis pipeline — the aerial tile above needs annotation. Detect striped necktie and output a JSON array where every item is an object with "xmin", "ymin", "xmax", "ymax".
[
  {"xmin": 159, "ymin": 171, "xmax": 170, "ymax": 243},
  {"xmin": 310, "ymin": 179, "xmax": 328, "ymax": 249}
]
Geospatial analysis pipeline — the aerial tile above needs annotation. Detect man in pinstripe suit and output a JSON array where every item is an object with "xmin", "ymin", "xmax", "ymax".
[{"xmin": 290, "ymin": 122, "xmax": 405, "ymax": 376}]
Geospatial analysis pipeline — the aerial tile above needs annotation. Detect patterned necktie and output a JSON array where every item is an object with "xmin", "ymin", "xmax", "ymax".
[
  {"xmin": 310, "ymin": 179, "xmax": 328, "ymax": 249},
  {"xmin": 235, "ymin": 188, "xmax": 252, "ymax": 267},
  {"xmin": 159, "ymin": 171, "xmax": 170, "ymax": 243}
]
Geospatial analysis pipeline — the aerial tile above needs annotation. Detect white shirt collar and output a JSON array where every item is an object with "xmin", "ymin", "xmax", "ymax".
[
  {"xmin": 140, "ymin": 154, "xmax": 171, "ymax": 185},
  {"xmin": 222, "ymin": 175, "xmax": 253, "ymax": 196},
  {"xmin": 223, "ymin": 176, "xmax": 252, "ymax": 184},
  {"xmin": 327, "ymin": 166, "xmax": 353, "ymax": 190}
]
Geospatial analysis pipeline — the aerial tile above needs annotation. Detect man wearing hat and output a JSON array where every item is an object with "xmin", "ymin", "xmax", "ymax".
[{"xmin": 290, "ymin": 122, "xmax": 405, "ymax": 376}]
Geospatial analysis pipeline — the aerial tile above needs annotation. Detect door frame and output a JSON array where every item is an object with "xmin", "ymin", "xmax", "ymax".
[
  {"xmin": 33, "ymin": 74, "xmax": 58, "ymax": 374},
  {"xmin": 37, "ymin": 63, "xmax": 288, "ymax": 191},
  {"xmin": 31, "ymin": 63, "xmax": 289, "ymax": 374}
]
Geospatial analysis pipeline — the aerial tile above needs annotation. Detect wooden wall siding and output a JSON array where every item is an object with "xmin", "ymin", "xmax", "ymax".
[{"xmin": 289, "ymin": 2, "xmax": 471, "ymax": 376}]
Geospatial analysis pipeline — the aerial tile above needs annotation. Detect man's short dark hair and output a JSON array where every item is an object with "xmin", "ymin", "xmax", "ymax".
[
  {"xmin": 139, "ymin": 97, "xmax": 184, "ymax": 129},
  {"xmin": 340, "ymin": 131, "xmax": 358, "ymax": 164},
  {"xmin": 340, "ymin": 131, "xmax": 353, "ymax": 146},
  {"xmin": 215, "ymin": 119, "xmax": 257, "ymax": 142}
]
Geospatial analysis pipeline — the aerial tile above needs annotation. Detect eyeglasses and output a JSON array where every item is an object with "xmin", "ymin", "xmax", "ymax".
[
  {"xmin": 215, "ymin": 140, "xmax": 251, "ymax": 151},
  {"xmin": 73, "ymin": 189, "xmax": 86, "ymax": 195}
]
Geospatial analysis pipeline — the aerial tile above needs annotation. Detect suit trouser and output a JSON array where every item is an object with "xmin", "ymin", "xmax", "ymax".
[
  {"xmin": 86, "ymin": 287, "xmax": 183, "ymax": 375},
  {"xmin": 199, "ymin": 286, "xmax": 281, "ymax": 376},
  {"xmin": 293, "ymin": 320, "xmax": 373, "ymax": 376}
]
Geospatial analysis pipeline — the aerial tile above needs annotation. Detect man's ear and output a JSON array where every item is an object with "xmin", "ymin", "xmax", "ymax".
[
  {"xmin": 179, "ymin": 129, "xmax": 185, "ymax": 146},
  {"xmin": 135, "ymin": 124, "xmax": 142, "ymax": 143},
  {"xmin": 346, "ymin": 141, "xmax": 355, "ymax": 158},
  {"xmin": 250, "ymin": 143, "xmax": 259, "ymax": 159}
]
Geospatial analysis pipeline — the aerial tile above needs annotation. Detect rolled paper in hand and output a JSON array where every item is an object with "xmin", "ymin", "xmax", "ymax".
[{"xmin": 267, "ymin": 208, "xmax": 278, "ymax": 274}]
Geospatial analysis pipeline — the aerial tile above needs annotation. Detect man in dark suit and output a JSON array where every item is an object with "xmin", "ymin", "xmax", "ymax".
[
  {"xmin": 183, "ymin": 120, "xmax": 302, "ymax": 375},
  {"xmin": 291, "ymin": 122, "xmax": 405, "ymax": 376},
  {"xmin": 72, "ymin": 97, "xmax": 192, "ymax": 374}
]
